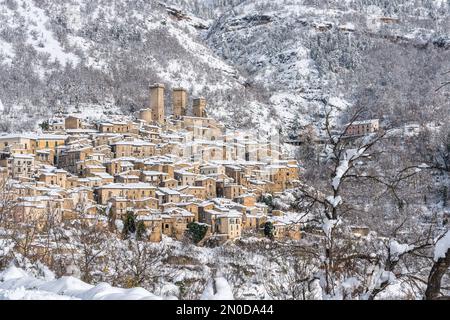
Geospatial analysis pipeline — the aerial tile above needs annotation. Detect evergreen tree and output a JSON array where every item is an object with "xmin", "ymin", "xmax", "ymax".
[
  {"xmin": 262, "ymin": 194, "xmax": 274, "ymax": 210},
  {"xmin": 39, "ymin": 120, "xmax": 49, "ymax": 131},
  {"xmin": 287, "ymin": 112, "xmax": 302, "ymax": 139},
  {"xmin": 136, "ymin": 220, "xmax": 147, "ymax": 241},
  {"xmin": 442, "ymin": 185, "xmax": 448, "ymax": 208},
  {"xmin": 122, "ymin": 211, "xmax": 136, "ymax": 239},
  {"xmin": 264, "ymin": 221, "xmax": 275, "ymax": 240},
  {"xmin": 187, "ymin": 222, "xmax": 208, "ymax": 244}
]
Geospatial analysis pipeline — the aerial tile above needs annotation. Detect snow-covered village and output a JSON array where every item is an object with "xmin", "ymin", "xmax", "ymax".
[
  {"xmin": 0, "ymin": 83, "xmax": 304, "ymax": 245},
  {"xmin": 0, "ymin": 0, "xmax": 449, "ymax": 304}
]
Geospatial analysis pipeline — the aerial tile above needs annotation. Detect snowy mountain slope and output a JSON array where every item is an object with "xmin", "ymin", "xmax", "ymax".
[
  {"xmin": 0, "ymin": 265, "xmax": 164, "ymax": 300},
  {"xmin": 0, "ymin": 0, "xmax": 449, "ymax": 135},
  {"xmin": 203, "ymin": 0, "xmax": 450, "ymax": 133},
  {"xmin": 0, "ymin": 0, "xmax": 277, "ymax": 132}
]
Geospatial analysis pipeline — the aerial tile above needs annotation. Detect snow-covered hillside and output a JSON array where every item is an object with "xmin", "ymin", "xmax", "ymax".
[
  {"xmin": 0, "ymin": 0, "xmax": 277, "ymax": 133},
  {"xmin": 203, "ymin": 0, "xmax": 450, "ymax": 132},
  {"xmin": 0, "ymin": 0, "xmax": 449, "ymax": 134}
]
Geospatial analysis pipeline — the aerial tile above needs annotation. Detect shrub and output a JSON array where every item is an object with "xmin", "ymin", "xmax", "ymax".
[
  {"xmin": 264, "ymin": 221, "xmax": 274, "ymax": 240},
  {"xmin": 187, "ymin": 222, "xmax": 208, "ymax": 244}
]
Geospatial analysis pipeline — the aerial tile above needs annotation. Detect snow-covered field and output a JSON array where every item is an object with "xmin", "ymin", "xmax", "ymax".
[
  {"xmin": 0, "ymin": 265, "xmax": 163, "ymax": 300},
  {"xmin": 0, "ymin": 264, "xmax": 236, "ymax": 300}
]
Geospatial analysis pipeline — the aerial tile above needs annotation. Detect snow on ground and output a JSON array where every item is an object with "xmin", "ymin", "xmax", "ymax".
[
  {"xmin": 328, "ymin": 97, "xmax": 350, "ymax": 111},
  {"xmin": 15, "ymin": 0, "xmax": 80, "ymax": 67},
  {"xmin": 375, "ymin": 276, "xmax": 420, "ymax": 300},
  {"xmin": 200, "ymin": 276, "xmax": 234, "ymax": 300},
  {"xmin": 0, "ymin": 265, "xmax": 164, "ymax": 300},
  {"xmin": 64, "ymin": 103, "xmax": 123, "ymax": 122},
  {"xmin": 0, "ymin": 39, "xmax": 14, "ymax": 65}
]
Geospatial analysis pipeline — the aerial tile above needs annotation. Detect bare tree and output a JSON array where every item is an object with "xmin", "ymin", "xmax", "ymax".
[
  {"xmin": 69, "ymin": 220, "xmax": 109, "ymax": 283},
  {"xmin": 0, "ymin": 175, "xmax": 18, "ymax": 227},
  {"xmin": 294, "ymin": 106, "xmax": 439, "ymax": 299},
  {"xmin": 104, "ymin": 237, "xmax": 170, "ymax": 292}
]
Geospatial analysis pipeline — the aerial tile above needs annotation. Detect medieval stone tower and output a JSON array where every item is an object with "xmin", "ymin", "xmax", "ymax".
[
  {"xmin": 193, "ymin": 97, "xmax": 207, "ymax": 118},
  {"xmin": 173, "ymin": 88, "xmax": 187, "ymax": 118},
  {"xmin": 150, "ymin": 83, "xmax": 165, "ymax": 124},
  {"xmin": 139, "ymin": 108, "xmax": 152, "ymax": 123}
]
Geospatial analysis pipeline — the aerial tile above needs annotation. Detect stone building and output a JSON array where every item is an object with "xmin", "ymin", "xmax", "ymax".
[
  {"xmin": 193, "ymin": 97, "xmax": 207, "ymax": 118},
  {"xmin": 173, "ymin": 88, "xmax": 187, "ymax": 118},
  {"xmin": 139, "ymin": 108, "xmax": 153, "ymax": 124},
  {"xmin": 345, "ymin": 119, "xmax": 380, "ymax": 136},
  {"xmin": 96, "ymin": 182, "xmax": 157, "ymax": 204},
  {"xmin": 110, "ymin": 139, "xmax": 156, "ymax": 158},
  {"xmin": 150, "ymin": 83, "xmax": 165, "ymax": 124},
  {"xmin": 9, "ymin": 154, "xmax": 35, "ymax": 179},
  {"xmin": 65, "ymin": 116, "xmax": 81, "ymax": 130}
]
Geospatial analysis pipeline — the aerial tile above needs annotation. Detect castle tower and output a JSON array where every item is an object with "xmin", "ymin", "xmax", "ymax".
[
  {"xmin": 139, "ymin": 108, "xmax": 152, "ymax": 123},
  {"xmin": 150, "ymin": 83, "xmax": 165, "ymax": 124},
  {"xmin": 193, "ymin": 97, "xmax": 207, "ymax": 118},
  {"xmin": 173, "ymin": 88, "xmax": 187, "ymax": 118}
]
